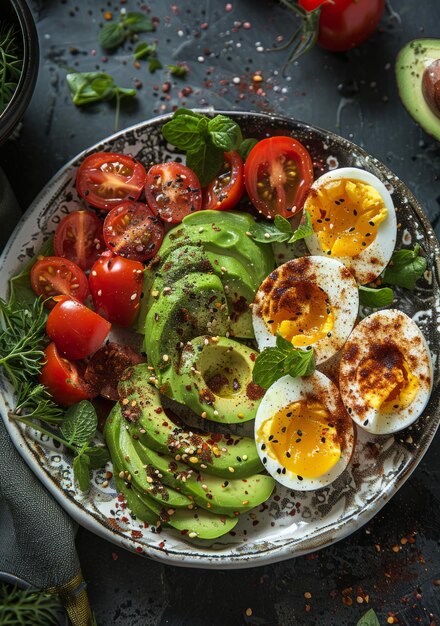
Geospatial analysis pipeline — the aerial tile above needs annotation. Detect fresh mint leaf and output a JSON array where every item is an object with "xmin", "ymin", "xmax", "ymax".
[
  {"xmin": 168, "ymin": 64, "xmax": 188, "ymax": 78},
  {"xmin": 86, "ymin": 445, "xmax": 110, "ymax": 469},
  {"xmin": 252, "ymin": 348, "xmax": 288, "ymax": 388},
  {"xmin": 173, "ymin": 109, "xmax": 204, "ymax": 119},
  {"xmin": 253, "ymin": 336, "xmax": 315, "ymax": 388},
  {"xmin": 274, "ymin": 215, "xmax": 293, "ymax": 235},
  {"xmin": 208, "ymin": 115, "xmax": 242, "ymax": 151},
  {"xmin": 133, "ymin": 42, "xmax": 156, "ymax": 61},
  {"xmin": 359, "ymin": 285, "xmax": 394, "ymax": 308},
  {"xmin": 382, "ymin": 244, "xmax": 427, "ymax": 290},
  {"xmin": 356, "ymin": 609, "xmax": 380, "ymax": 626},
  {"xmin": 238, "ymin": 138, "xmax": 258, "ymax": 161},
  {"xmin": 162, "ymin": 114, "xmax": 205, "ymax": 151},
  {"xmin": 186, "ymin": 142, "xmax": 224, "ymax": 186},
  {"xmin": 59, "ymin": 400, "xmax": 97, "ymax": 447},
  {"xmin": 99, "ymin": 22, "xmax": 125, "ymax": 50},
  {"xmin": 67, "ymin": 72, "xmax": 119, "ymax": 105},
  {"xmin": 288, "ymin": 211, "xmax": 313, "ymax": 243},
  {"xmin": 148, "ymin": 57, "xmax": 162, "ymax": 73},
  {"xmin": 123, "ymin": 12, "xmax": 155, "ymax": 34},
  {"xmin": 73, "ymin": 453, "xmax": 91, "ymax": 492}
]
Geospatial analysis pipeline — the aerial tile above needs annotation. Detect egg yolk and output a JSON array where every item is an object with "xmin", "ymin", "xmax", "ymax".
[
  {"xmin": 264, "ymin": 280, "xmax": 334, "ymax": 347},
  {"xmin": 356, "ymin": 344, "xmax": 420, "ymax": 413},
  {"xmin": 258, "ymin": 400, "xmax": 341, "ymax": 479},
  {"xmin": 306, "ymin": 178, "xmax": 388, "ymax": 258}
]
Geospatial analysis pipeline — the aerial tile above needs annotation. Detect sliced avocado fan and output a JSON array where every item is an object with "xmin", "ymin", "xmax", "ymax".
[{"xmin": 396, "ymin": 38, "xmax": 440, "ymax": 141}]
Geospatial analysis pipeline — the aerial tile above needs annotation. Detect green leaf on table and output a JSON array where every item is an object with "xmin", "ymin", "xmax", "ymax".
[
  {"xmin": 253, "ymin": 335, "xmax": 315, "ymax": 388},
  {"xmin": 382, "ymin": 244, "xmax": 427, "ymax": 290},
  {"xmin": 288, "ymin": 211, "xmax": 313, "ymax": 243},
  {"xmin": 59, "ymin": 400, "xmax": 97, "ymax": 447},
  {"xmin": 73, "ymin": 453, "xmax": 91, "ymax": 492},
  {"xmin": 123, "ymin": 12, "xmax": 154, "ymax": 34},
  {"xmin": 99, "ymin": 22, "xmax": 125, "ymax": 50},
  {"xmin": 186, "ymin": 142, "xmax": 224, "ymax": 187},
  {"xmin": 148, "ymin": 57, "xmax": 163, "ymax": 73},
  {"xmin": 168, "ymin": 64, "xmax": 188, "ymax": 78},
  {"xmin": 237, "ymin": 138, "xmax": 258, "ymax": 161},
  {"xmin": 67, "ymin": 72, "xmax": 136, "ymax": 106},
  {"xmin": 162, "ymin": 114, "xmax": 205, "ymax": 151},
  {"xmin": 356, "ymin": 608, "xmax": 380, "ymax": 626},
  {"xmin": 133, "ymin": 41, "xmax": 156, "ymax": 60},
  {"xmin": 86, "ymin": 445, "xmax": 111, "ymax": 469},
  {"xmin": 207, "ymin": 115, "xmax": 243, "ymax": 151},
  {"xmin": 359, "ymin": 285, "xmax": 394, "ymax": 308}
]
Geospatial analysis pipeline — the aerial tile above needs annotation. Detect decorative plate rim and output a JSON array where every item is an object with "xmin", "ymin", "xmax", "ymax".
[{"xmin": 1, "ymin": 110, "xmax": 439, "ymax": 570}]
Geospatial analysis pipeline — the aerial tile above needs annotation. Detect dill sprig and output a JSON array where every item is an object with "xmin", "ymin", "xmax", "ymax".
[
  {"xmin": 0, "ymin": 583, "xmax": 63, "ymax": 626},
  {"xmin": 0, "ymin": 23, "xmax": 23, "ymax": 114}
]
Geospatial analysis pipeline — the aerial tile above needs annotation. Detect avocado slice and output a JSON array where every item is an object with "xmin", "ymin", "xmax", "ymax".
[
  {"xmin": 396, "ymin": 38, "xmax": 440, "ymax": 141},
  {"xmin": 106, "ymin": 409, "xmax": 239, "ymax": 539},
  {"xmin": 144, "ymin": 272, "xmax": 229, "ymax": 372},
  {"xmin": 169, "ymin": 336, "xmax": 265, "ymax": 424},
  {"xmin": 118, "ymin": 364, "xmax": 264, "ymax": 478},
  {"xmin": 124, "ymin": 432, "xmax": 276, "ymax": 518}
]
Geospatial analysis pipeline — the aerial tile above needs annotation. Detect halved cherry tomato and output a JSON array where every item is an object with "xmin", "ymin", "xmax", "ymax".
[
  {"xmin": 39, "ymin": 342, "xmax": 96, "ymax": 406},
  {"xmin": 76, "ymin": 152, "xmax": 147, "ymax": 211},
  {"xmin": 103, "ymin": 201, "xmax": 164, "ymax": 262},
  {"xmin": 299, "ymin": 0, "xmax": 385, "ymax": 53},
  {"xmin": 46, "ymin": 297, "xmax": 111, "ymax": 360},
  {"xmin": 244, "ymin": 136, "xmax": 314, "ymax": 219},
  {"xmin": 30, "ymin": 256, "xmax": 89, "ymax": 306},
  {"xmin": 89, "ymin": 252, "xmax": 143, "ymax": 327},
  {"xmin": 144, "ymin": 162, "xmax": 202, "ymax": 223},
  {"xmin": 54, "ymin": 210, "xmax": 104, "ymax": 271},
  {"xmin": 202, "ymin": 151, "xmax": 244, "ymax": 211}
]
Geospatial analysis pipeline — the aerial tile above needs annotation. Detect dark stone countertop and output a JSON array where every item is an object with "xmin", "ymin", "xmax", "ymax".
[{"xmin": 2, "ymin": 1, "xmax": 440, "ymax": 624}]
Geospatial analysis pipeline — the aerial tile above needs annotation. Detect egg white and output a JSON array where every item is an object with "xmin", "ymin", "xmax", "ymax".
[
  {"xmin": 304, "ymin": 167, "xmax": 397, "ymax": 285},
  {"xmin": 339, "ymin": 309, "xmax": 433, "ymax": 435},
  {"xmin": 252, "ymin": 256, "xmax": 359, "ymax": 364},
  {"xmin": 254, "ymin": 372, "xmax": 355, "ymax": 491}
]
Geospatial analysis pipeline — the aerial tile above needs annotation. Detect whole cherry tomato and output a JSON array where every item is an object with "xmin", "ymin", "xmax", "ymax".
[
  {"xmin": 39, "ymin": 343, "xmax": 96, "ymax": 406},
  {"xmin": 46, "ymin": 297, "xmax": 111, "ymax": 360},
  {"xmin": 89, "ymin": 252, "xmax": 143, "ymax": 326},
  {"xmin": 298, "ymin": 0, "xmax": 385, "ymax": 52},
  {"xmin": 203, "ymin": 151, "xmax": 245, "ymax": 211},
  {"xmin": 244, "ymin": 136, "xmax": 314, "ymax": 219},
  {"xmin": 76, "ymin": 152, "xmax": 147, "ymax": 211}
]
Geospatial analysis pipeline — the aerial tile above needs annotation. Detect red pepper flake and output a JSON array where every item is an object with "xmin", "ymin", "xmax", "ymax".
[
  {"xmin": 250, "ymin": 352, "xmax": 256, "ymax": 362},
  {"xmin": 131, "ymin": 530, "xmax": 143, "ymax": 539},
  {"xmin": 135, "ymin": 546, "xmax": 143, "ymax": 553},
  {"xmin": 159, "ymin": 541, "xmax": 166, "ymax": 549},
  {"xmin": 121, "ymin": 516, "xmax": 129, "ymax": 523}
]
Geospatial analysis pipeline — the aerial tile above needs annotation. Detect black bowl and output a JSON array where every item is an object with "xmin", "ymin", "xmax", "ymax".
[{"xmin": 0, "ymin": 0, "xmax": 39, "ymax": 144}]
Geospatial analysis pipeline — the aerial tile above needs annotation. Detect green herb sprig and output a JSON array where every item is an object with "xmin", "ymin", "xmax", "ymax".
[
  {"xmin": 0, "ymin": 23, "xmax": 23, "ymax": 114},
  {"xmin": 0, "ymin": 583, "xmax": 63, "ymax": 626},
  {"xmin": 99, "ymin": 12, "xmax": 155, "ymax": 51},
  {"xmin": 382, "ymin": 243, "xmax": 426, "ymax": 290},
  {"xmin": 250, "ymin": 212, "xmax": 313, "ymax": 244},
  {"xmin": 253, "ymin": 334, "xmax": 315, "ymax": 389},
  {"xmin": 162, "ymin": 109, "xmax": 243, "ymax": 186},
  {"xmin": 67, "ymin": 72, "xmax": 136, "ymax": 131},
  {"xmin": 168, "ymin": 64, "xmax": 187, "ymax": 78},
  {"xmin": 15, "ymin": 401, "xmax": 109, "ymax": 491},
  {"xmin": 237, "ymin": 138, "xmax": 258, "ymax": 162}
]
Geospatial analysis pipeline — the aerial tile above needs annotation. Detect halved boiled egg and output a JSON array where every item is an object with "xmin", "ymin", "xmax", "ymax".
[
  {"xmin": 252, "ymin": 256, "xmax": 359, "ymax": 364},
  {"xmin": 254, "ymin": 372, "xmax": 355, "ymax": 490},
  {"xmin": 304, "ymin": 167, "xmax": 397, "ymax": 285},
  {"xmin": 339, "ymin": 309, "xmax": 432, "ymax": 435}
]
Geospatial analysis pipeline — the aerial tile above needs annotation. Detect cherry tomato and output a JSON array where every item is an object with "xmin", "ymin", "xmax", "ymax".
[
  {"xmin": 103, "ymin": 201, "xmax": 164, "ymax": 262},
  {"xmin": 299, "ymin": 0, "xmax": 385, "ymax": 52},
  {"xmin": 30, "ymin": 256, "xmax": 89, "ymax": 306},
  {"xmin": 202, "ymin": 151, "xmax": 245, "ymax": 211},
  {"xmin": 145, "ymin": 162, "xmax": 202, "ymax": 224},
  {"xmin": 46, "ymin": 297, "xmax": 111, "ymax": 360},
  {"xmin": 76, "ymin": 152, "xmax": 147, "ymax": 211},
  {"xmin": 89, "ymin": 252, "xmax": 143, "ymax": 327},
  {"xmin": 244, "ymin": 136, "xmax": 314, "ymax": 219},
  {"xmin": 54, "ymin": 210, "xmax": 104, "ymax": 271},
  {"xmin": 39, "ymin": 342, "xmax": 96, "ymax": 406}
]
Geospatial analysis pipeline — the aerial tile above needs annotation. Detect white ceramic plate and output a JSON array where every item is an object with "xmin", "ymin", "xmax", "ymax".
[{"xmin": 1, "ymin": 111, "xmax": 440, "ymax": 569}]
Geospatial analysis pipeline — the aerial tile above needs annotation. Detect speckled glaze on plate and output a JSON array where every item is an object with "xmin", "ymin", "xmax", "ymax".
[{"xmin": 1, "ymin": 111, "xmax": 439, "ymax": 569}]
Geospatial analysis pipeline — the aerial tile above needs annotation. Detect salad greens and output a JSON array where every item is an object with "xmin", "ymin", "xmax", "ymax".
[
  {"xmin": 99, "ymin": 12, "xmax": 154, "ymax": 51},
  {"xmin": 359, "ymin": 285, "xmax": 394, "ymax": 308},
  {"xmin": 252, "ymin": 334, "xmax": 316, "ymax": 389},
  {"xmin": 249, "ymin": 212, "xmax": 313, "ymax": 244},
  {"xmin": 382, "ymin": 243, "xmax": 426, "ymax": 290},
  {"xmin": 0, "ymin": 23, "xmax": 23, "ymax": 115}
]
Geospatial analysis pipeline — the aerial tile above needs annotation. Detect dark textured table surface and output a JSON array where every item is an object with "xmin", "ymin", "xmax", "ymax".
[{"xmin": 2, "ymin": 1, "xmax": 440, "ymax": 624}]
